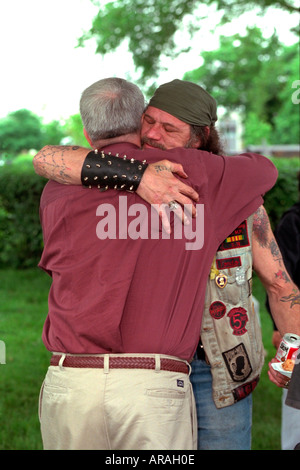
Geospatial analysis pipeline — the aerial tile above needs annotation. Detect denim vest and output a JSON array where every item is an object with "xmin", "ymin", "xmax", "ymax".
[{"xmin": 200, "ymin": 216, "xmax": 264, "ymax": 408}]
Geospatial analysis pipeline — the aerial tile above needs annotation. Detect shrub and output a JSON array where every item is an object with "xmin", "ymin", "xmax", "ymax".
[
  {"xmin": 0, "ymin": 158, "xmax": 46, "ymax": 268},
  {"xmin": 263, "ymin": 158, "xmax": 299, "ymax": 229}
]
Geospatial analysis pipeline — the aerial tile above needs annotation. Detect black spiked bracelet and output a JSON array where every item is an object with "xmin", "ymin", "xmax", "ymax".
[{"xmin": 81, "ymin": 149, "xmax": 148, "ymax": 192}]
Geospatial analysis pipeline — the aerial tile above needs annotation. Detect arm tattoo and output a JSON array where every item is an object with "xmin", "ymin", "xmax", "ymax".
[
  {"xmin": 269, "ymin": 239, "xmax": 282, "ymax": 262},
  {"xmin": 275, "ymin": 270, "xmax": 290, "ymax": 283},
  {"xmin": 34, "ymin": 146, "xmax": 80, "ymax": 183},
  {"xmin": 153, "ymin": 164, "xmax": 171, "ymax": 174},
  {"xmin": 253, "ymin": 206, "xmax": 269, "ymax": 248},
  {"xmin": 253, "ymin": 207, "xmax": 283, "ymax": 263},
  {"xmin": 280, "ymin": 290, "xmax": 300, "ymax": 308}
]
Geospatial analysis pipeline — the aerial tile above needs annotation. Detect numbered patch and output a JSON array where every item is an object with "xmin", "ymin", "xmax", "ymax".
[{"xmin": 227, "ymin": 307, "xmax": 248, "ymax": 336}]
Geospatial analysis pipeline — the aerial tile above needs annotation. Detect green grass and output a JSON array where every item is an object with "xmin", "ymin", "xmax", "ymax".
[
  {"xmin": 251, "ymin": 275, "xmax": 282, "ymax": 450},
  {"xmin": 0, "ymin": 269, "xmax": 282, "ymax": 450},
  {"xmin": 0, "ymin": 268, "xmax": 51, "ymax": 450}
]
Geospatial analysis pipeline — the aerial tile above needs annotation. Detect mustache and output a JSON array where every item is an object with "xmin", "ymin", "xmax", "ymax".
[{"xmin": 141, "ymin": 136, "xmax": 166, "ymax": 151}]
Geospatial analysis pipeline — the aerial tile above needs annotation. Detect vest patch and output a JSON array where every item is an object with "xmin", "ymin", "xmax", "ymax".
[
  {"xmin": 222, "ymin": 343, "xmax": 252, "ymax": 382},
  {"xmin": 227, "ymin": 307, "xmax": 248, "ymax": 335},
  {"xmin": 215, "ymin": 273, "xmax": 228, "ymax": 289},
  {"xmin": 209, "ymin": 301, "xmax": 226, "ymax": 319},
  {"xmin": 218, "ymin": 220, "xmax": 250, "ymax": 251},
  {"xmin": 216, "ymin": 256, "xmax": 241, "ymax": 270}
]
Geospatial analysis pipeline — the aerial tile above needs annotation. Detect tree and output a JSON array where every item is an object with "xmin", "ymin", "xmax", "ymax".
[
  {"xmin": 42, "ymin": 120, "xmax": 66, "ymax": 147},
  {"xmin": 63, "ymin": 114, "xmax": 89, "ymax": 147},
  {"xmin": 183, "ymin": 32, "xmax": 299, "ymax": 144},
  {"xmin": 0, "ymin": 109, "xmax": 44, "ymax": 156},
  {"xmin": 0, "ymin": 110, "xmax": 66, "ymax": 158},
  {"xmin": 270, "ymin": 47, "xmax": 300, "ymax": 144},
  {"xmin": 78, "ymin": 0, "xmax": 299, "ymax": 83}
]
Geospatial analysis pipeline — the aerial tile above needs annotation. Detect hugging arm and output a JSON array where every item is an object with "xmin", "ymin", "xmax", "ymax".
[{"xmin": 33, "ymin": 145, "xmax": 199, "ymax": 229}]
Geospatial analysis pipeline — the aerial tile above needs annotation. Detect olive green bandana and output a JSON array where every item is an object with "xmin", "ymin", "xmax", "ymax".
[{"xmin": 148, "ymin": 79, "xmax": 218, "ymax": 127}]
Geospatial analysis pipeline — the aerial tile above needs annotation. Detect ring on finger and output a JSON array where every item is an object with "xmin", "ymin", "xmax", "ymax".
[{"xmin": 168, "ymin": 200, "xmax": 180, "ymax": 211}]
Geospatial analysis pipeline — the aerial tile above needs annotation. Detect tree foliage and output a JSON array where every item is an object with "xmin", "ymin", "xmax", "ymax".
[
  {"xmin": 0, "ymin": 110, "xmax": 44, "ymax": 156},
  {"xmin": 0, "ymin": 109, "xmax": 66, "ymax": 158},
  {"xmin": 0, "ymin": 108, "xmax": 91, "ymax": 160},
  {"xmin": 78, "ymin": 0, "xmax": 299, "ymax": 83},
  {"xmin": 64, "ymin": 114, "xmax": 89, "ymax": 147},
  {"xmin": 184, "ymin": 31, "xmax": 299, "ymax": 144}
]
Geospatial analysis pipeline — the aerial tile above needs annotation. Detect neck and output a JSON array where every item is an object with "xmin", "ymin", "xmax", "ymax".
[{"xmin": 92, "ymin": 133, "xmax": 141, "ymax": 149}]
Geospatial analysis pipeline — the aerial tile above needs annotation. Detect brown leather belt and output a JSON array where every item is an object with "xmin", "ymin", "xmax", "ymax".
[{"xmin": 50, "ymin": 355, "xmax": 189, "ymax": 374}]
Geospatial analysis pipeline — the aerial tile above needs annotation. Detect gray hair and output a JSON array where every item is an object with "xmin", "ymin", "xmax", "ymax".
[{"xmin": 80, "ymin": 77, "xmax": 146, "ymax": 142}]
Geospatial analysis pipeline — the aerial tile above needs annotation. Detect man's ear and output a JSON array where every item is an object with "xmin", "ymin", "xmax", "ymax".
[
  {"xmin": 204, "ymin": 126, "xmax": 210, "ymax": 138},
  {"xmin": 83, "ymin": 128, "xmax": 93, "ymax": 147},
  {"xmin": 192, "ymin": 126, "xmax": 210, "ymax": 148}
]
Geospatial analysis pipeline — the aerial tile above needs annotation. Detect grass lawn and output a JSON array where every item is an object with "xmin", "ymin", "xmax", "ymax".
[
  {"xmin": 0, "ymin": 268, "xmax": 283, "ymax": 450},
  {"xmin": 251, "ymin": 276, "xmax": 282, "ymax": 450}
]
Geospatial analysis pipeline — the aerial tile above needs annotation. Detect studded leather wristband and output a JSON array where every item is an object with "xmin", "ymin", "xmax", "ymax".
[{"xmin": 81, "ymin": 149, "xmax": 148, "ymax": 192}]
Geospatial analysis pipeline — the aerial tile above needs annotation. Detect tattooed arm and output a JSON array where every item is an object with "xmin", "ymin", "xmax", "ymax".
[
  {"xmin": 252, "ymin": 206, "xmax": 300, "ymax": 335},
  {"xmin": 33, "ymin": 145, "xmax": 199, "ymax": 221},
  {"xmin": 33, "ymin": 145, "xmax": 87, "ymax": 185}
]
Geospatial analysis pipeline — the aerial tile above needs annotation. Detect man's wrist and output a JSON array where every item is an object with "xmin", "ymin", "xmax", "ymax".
[{"xmin": 81, "ymin": 149, "xmax": 148, "ymax": 192}]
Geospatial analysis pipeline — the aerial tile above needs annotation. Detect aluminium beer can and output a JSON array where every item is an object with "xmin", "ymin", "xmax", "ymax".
[{"xmin": 275, "ymin": 333, "xmax": 300, "ymax": 362}]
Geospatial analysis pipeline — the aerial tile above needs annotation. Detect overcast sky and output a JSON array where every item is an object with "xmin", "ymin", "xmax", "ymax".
[{"xmin": 0, "ymin": 0, "xmax": 298, "ymax": 122}]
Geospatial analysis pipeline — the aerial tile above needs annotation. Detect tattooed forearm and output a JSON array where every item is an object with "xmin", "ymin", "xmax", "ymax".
[
  {"xmin": 280, "ymin": 290, "xmax": 300, "ymax": 308},
  {"xmin": 33, "ymin": 145, "xmax": 87, "ymax": 184},
  {"xmin": 269, "ymin": 238, "xmax": 283, "ymax": 263},
  {"xmin": 275, "ymin": 269, "xmax": 291, "ymax": 283}
]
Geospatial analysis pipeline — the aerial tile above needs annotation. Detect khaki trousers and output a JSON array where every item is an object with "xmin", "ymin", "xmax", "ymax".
[{"xmin": 39, "ymin": 354, "xmax": 197, "ymax": 450}]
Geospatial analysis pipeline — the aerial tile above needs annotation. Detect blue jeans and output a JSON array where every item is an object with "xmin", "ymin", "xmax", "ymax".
[{"xmin": 190, "ymin": 358, "xmax": 252, "ymax": 450}]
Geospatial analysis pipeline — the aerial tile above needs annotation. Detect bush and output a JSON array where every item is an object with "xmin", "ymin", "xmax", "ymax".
[
  {"xmin": 263, "ymin": 158, "xmax": 299, "ymax": 229},
  {"xmin": 0, "ymin": 158, "xmax": 46, "ymax": 268}
]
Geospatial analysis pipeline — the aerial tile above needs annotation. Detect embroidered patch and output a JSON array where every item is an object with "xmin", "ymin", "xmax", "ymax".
[
  {"xmin": 177, "ymin": 379, "xmax": 184, "ymax": 388},
  {"xmin": 218, "ymin": 220, "xmax": 250, "ymax": 251},
  {"xmin": 216, "ymin": 256, "xmax": 241, "ymax": 270},
  {"xmin": 232, "ymin": 376, "xmax": 259, "ymax": 402},
  {"xmin": 209, "ymin": 301, "xmax": 226, "ymax": 320},
  {"xmin": 222, "ymin": 343, "xmax": 252, "ymax": 382},
  {"xmin": 227, "ymin": 307, "xmax": 248, "ymax": 335}
]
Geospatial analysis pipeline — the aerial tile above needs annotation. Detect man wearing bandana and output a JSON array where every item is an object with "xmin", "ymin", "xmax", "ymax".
[{"xmin": 33, "ymin": 78, "xmax": 295, "ymax": 450}]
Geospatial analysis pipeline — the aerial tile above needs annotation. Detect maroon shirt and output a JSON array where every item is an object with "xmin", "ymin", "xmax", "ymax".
[{"xmin": 39, "ymin": 143, "xmax": 277, "ymax": 361}]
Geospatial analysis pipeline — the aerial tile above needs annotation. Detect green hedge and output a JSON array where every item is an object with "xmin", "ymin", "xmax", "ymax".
[
  {"xmin": 0, "ymin": 156, "xmax": 298, "ymax": 268},
  {"xmin": 263, "ymin": 158, "xmax": 299, "ymax": 229},
  {"xmin": 0, "ymin": 159, "xmax": 46, "ymax": 268}
]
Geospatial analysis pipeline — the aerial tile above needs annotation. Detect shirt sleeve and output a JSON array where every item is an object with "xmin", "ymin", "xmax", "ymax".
[{"xmin": 203, "ymin": 152, "xmax": 278, "ymax": 244}]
